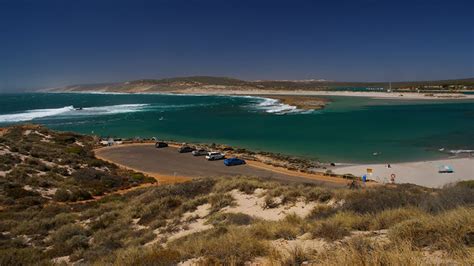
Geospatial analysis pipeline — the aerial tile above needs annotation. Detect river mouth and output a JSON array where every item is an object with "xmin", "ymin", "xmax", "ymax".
[{"xmin": 0, "ymin": 92, "xmax": 473, "ymax": 164}]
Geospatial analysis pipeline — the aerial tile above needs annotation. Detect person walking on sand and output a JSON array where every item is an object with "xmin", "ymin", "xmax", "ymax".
[{"xmin": 362, "ymin": 174, "xmax": 367, "ymax": 188}]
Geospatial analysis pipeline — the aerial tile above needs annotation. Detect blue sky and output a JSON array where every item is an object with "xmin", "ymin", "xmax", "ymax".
[{"xmin": 0, "ymin": 0, "xmax": 473, "ymax": 91}]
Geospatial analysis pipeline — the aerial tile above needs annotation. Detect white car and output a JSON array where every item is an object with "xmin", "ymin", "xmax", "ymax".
[{"xmin": 205, "ymin": 152, "xmax": 225, "ymax": 161}]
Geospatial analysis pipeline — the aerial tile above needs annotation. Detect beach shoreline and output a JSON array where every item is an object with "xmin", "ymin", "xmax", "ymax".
[
  {"xmin": 170, "ymin": 89, "xmax": 474, "ymax": 100},
  {"xmin": 333, "ymin": 157, "xmax": 474, "ymax": 188}
]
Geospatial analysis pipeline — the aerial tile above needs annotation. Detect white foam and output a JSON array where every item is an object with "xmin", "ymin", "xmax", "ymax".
[
  {"xmin": 75, "ymin": 104, "xmax": 149, "ymax": 115},
  {"xmin": 253, "ymin": 97, "xmax": 303, "ymax": 115},
  {"xmin": 0, "ymin": 104, "xmax": 149, "ymax": 123},
  {"xmin": 0, "ymin": 106, "xmax": 74, "ymax": 122},
  {"xmin": 449, "ymin": 149, "xmax": 474, "ymax": 154}
]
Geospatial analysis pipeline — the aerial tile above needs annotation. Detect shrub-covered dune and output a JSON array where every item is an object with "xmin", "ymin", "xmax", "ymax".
[
  {"xmin": 0, "ymin": 125, "xmax": 156, "ymax": 206},
  {"xmin": 0, "ymin": 125, "xmax": 473, "ymax": 265}
]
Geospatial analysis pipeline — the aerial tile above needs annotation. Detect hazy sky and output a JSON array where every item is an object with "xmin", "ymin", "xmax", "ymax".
[{"xmin": 0, "ymin": 0, "xmax": 473, "ymax": 91}]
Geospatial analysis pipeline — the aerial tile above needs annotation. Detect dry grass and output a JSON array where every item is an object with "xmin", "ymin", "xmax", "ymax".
[
  {"xmin": 94, "ymin": 246, "xmax": 181, "ymax": 266},
  {"xmin": 314, "ymin": 237, "xmax": 428, "ymax": 265},
  {"xmin": 389, "ymin": 207, "xmax": 474, "ymax": 256},
  {"xmin": 167, "ymin": 226, "xmax": 268, "ymax": 264}
]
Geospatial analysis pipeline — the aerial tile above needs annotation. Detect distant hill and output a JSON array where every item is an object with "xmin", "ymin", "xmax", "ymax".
[{"xmin": 47, "ymin": 76, "xmax": 474, "ymax": 93}]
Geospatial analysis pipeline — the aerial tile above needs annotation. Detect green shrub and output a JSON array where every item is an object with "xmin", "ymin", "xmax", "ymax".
[
  {"xmin": 66, "ymin": 145, "xmax": 85, "ymax": 155},
  {"xmin": 72, "ymin": 168, "xmax": 106, "ymax": 182},
  {"xmin": 3, "ymin": 183, "xmax": 40, "ymax": 199},
  {"xmin": 0, "ymin": 154, "xmax": 22, "ymax": 171},
  {"xmin": 69, "ymin": 188, "xmax": 93, "ymax": 201},
  {"xmin": 54, "ymin": 188, "xmax": 71, "ymax": 202},
  {"xmin": 90, "ymin": 211, "xmax": 121, "ymax": 230},
  {"xmin": 50, "ymin": 224, "xmax": 89, "ymax": 256}
]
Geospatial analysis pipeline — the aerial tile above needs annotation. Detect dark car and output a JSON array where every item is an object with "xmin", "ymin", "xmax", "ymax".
[
  {"xmin": 224, "ymin": 158, "xmax": 246, "ymax": 166},
  {"xmin": 178, "ymin": 146, "xmax": 195, "ymax": 153},
  {"xmin": 155, "ymin": 142, "xmax": 168, "ymax": 148}
]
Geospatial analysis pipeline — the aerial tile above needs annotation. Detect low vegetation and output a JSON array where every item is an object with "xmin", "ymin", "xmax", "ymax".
[
  {"xmin": 0, "ymin": 125, "xmax": 155, "ymax": 207},
  {"xmin": 0, "ymin": 125, "xmax": 473, "ymax": 265}
]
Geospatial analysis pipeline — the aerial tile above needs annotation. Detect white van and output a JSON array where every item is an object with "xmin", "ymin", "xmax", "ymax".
[{"xmin": 205, "ymin": 152, "xmax": 225, "ymax": 161}]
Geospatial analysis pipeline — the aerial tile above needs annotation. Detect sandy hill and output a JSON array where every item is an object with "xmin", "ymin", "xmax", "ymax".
[{"xmin": 48, "ymin": 76, "xmax": 474, "ymax": 94}]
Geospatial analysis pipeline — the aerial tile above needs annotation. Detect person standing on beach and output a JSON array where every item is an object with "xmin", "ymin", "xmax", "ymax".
[{"xmin": 390, "ymin": 174, "xmax": 396, "ymax": 184}]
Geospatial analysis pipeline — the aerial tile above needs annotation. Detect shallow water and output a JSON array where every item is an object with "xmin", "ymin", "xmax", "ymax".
[{"xmin": 0, "ymin": 93, "xmax": 473, "ymax": 163}]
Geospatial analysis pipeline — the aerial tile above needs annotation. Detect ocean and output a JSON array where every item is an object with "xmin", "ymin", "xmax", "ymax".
[{"xmin": 0, "ymin": 92, "xmax": 473, "ymax": 163}]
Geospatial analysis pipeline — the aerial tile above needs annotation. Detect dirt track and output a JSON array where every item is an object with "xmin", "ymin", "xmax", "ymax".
[{"xmin": 95, "ymin": 144, "xmax": 348, "ymax": 187}]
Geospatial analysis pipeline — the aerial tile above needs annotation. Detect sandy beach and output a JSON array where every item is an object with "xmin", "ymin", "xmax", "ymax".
[
  {"xmin": 173, "ymin": 88, "xmax": 474, "ymax": 100},
  {"xmin": 333, "ymin": 157, "xmax": 474, "ymax": 188}
]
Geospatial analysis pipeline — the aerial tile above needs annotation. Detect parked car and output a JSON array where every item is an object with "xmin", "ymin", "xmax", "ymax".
[
  {"xmin": 192, "ymin": 149, "xmax": 208, "ymax": 156},
  {"xmin": 178, "ymin": 146, "xmax": 195, "ymax": 153},
  {"xmin": 224, "ymin": 157, "xmax": 246, "ymax": 166},
  {"xmin": 155, "ymin": 141, "xmax": 168, "ymax": 148},
  {"xmin": 205, "ymin": 152, "xmax": 225, "ymax": 161}
]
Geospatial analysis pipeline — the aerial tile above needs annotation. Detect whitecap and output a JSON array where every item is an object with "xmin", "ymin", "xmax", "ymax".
[
  {"xmin": 251, "ymin": 97, "xmax": 306, "ymax": 115},
  {"xmin": 449, "ymin": 149, "xmax": 474, "ymax": 154},
  {"xmin": 0, "ymin": 106, "xmax": 74, "ymax": 122},
  {"xmin": 0, "ymin": 104, "xmax": 150, "ymax": 123},
  {"xmin": 74, "ymin": 104, "xmax": 149, "ymax": 115}
]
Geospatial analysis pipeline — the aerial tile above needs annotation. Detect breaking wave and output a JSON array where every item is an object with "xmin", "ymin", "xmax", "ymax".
[
  {"xmin": 251, "ymin": 97, "xmax": 311, "ymax": 115},
  {"xmin": 0, "ymin": 104, "xmax": 149, "ymax": 123},
  {"xmin": 449, "ymin": 149, "xmax": 474, "ymax": 154}
]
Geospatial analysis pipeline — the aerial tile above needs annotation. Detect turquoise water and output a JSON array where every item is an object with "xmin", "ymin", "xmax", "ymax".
[{"xmin": 0, "ymin": 93, "xmax": 473, "ymax": 163}]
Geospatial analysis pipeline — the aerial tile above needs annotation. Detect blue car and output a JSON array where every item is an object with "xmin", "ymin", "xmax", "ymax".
[{"xmin": 224, "ymin": 158, "xmax": 246, "ymax": 166}]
